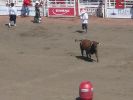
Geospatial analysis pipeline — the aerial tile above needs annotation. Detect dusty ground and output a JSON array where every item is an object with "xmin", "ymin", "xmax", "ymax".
[{"xmin": 0, "ymin": 16, "xmax": 133, "ymax": 100}]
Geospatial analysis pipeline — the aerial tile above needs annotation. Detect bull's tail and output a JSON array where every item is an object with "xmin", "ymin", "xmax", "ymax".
[{"xmin": 75, "ymin": 39, "xmax": 82, "ymax": 42}]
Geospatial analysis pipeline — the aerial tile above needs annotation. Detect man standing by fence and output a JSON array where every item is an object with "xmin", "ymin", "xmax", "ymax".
[
  {"xmin": 34, "ymin": 1, "xmax": 42, "ymax": 23},
  {"xmin": 22, "ymin": 0, "xmax": 31, "ymax": 17}
]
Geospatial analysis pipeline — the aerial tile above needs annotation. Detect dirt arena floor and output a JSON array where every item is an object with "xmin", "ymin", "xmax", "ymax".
[{"xmin": 0, "ymin": 16, "xmax": 133, "ymax": 100}]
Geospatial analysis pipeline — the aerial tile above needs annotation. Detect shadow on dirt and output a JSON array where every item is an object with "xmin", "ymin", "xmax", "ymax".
[
  {"xmin": 76, "ymin": 56, "xmax": 94, "ymax": 62},
  {"xmin": 5, "ymin": 24, "xmax": 16, "ymax": 28},
  {"xmin": 76, "ymin": 97, "xmax": 81, "ymax": 100},
  {"xmin": 5, "ymin": 24, "xmax": 9, "ymax": 26},
  {"xmin": 75, "ymin": 30, "xmax": 85, "ymax": 33},
  {"xmin": 5, "ymin": 24, "xmax": 10, "ymax": 28},
  {"xmin": 31, "ymin": 20, "xmax": 34, "ymax": 23},
  {"xmin": 31, "ymin": 20, "xmax": 39, "ymax": 23}
]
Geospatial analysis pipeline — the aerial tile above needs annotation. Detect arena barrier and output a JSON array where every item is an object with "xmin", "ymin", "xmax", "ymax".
[
  {"xmin": 104, "ymin": 0, "xmax": 133, "ymax": 18},
  {"xmin": 0, "ymin": 5, "xmax": 41, "ymax": 16},
  {"xmin": 47, "ymin": 0, "xmax": 76, "ymax": 17},
  {"xmin": 0, "ymin": 0, "xmax": 46, "ymax": 16},
  {"xmin": 2, "ymin": 0, "xmax": 133, "ymax": 18},
  {"xmin": 78, "ymin": 1, "xmax": 104, "ymax": 17},
  {"xmin": 1, "ymin": 0, "xmax": 103, "ymax": 17}
]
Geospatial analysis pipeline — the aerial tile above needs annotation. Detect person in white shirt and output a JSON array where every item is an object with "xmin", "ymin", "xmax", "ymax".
[
  {"xmin": 80, "ymin": 9, "xmax": 89, "ymax": 33},
  {"xmin": 8, "ymin": 3, "xmax": 17, "ymax": 27},
  {"xmin": 34, "ymin": 1, "xmax": 41, "ymax": 23}
]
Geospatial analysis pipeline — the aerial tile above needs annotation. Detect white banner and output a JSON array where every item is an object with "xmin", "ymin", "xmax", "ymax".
[
  {"xmin": 79, "ymin": 7, "xmax": 97, "ymax": 15},
  {"xmin": 0, "ymin": 0, "xmax": 6, "ymax": 5},
  {"xmin": 106, "ymin": 8, "xmax": 133, "ymax": 18},
  {"xmin": 0, "ymin": 6, "xmax": 36, "ymax": 16},
  {"xmin": 0, "ymin": 6, "xmax": 8, "ymax": 15}
]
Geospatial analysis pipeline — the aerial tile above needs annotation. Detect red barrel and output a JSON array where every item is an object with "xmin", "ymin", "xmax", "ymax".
[{"xmin": 79, "ymin": 81, "xmax": 93, "ymax": 100}]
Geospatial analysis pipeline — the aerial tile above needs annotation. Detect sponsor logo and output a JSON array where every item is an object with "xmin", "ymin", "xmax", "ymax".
[
  {"xmin": 52, "ymin": 8, "xmax": 70, "ymax": 15},
  {"xmin": 81, "ymin": 89, "xmax": 89, "ymax": 92}
]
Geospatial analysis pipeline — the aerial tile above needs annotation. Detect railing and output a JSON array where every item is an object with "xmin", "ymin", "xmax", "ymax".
[
  {"xmin": 48, "ymin": 1, "xmax": 75, "ymax": 7},
  {"xmin": 79, "ymin": 1, "xmax": 102, "ymax": 5},
  {"xmin": 106, "ymin": 0, "xmax": 133, "ymax": 8}
]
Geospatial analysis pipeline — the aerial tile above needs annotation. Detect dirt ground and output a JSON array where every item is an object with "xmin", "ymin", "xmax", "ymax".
[{"xmin": 0, "ymin": 16, "xmax": 133, "ymax": 100}]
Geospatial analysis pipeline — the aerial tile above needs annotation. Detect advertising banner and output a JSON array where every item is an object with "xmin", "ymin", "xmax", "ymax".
[
  {"xmin": 79, "ymin": 7, "xmax": 97, "ymax": 15},
  {"xmin": 115, "ymin": 0, "xmax": 124, "ymax": 9},
  {"xmin": 106, "ymin": 8, "xmax": 133, "ymax": 18},
  {"xmin": 48, "ymin": 8, "xmax": 75, "ymax": 17},
  {"xmin": 0, "ymin": 6, "xmax": 8, "ymax": 15}
]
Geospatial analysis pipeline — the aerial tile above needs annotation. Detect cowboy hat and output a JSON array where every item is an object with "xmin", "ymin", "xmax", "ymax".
[
  {"xmin": 81, "ymin": 9, "xmax": 86, "ymax": 14},
  {"xmin": 35, "ymin": 1, "xmax": 39, "ymax": 4}
]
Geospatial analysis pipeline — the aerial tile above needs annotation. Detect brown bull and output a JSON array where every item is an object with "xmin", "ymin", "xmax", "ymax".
[{"xmin": 75, "ymin": 39, "xmax": 99, "ymax": 62}]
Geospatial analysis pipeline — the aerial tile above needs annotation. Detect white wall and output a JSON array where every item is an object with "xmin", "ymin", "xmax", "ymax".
[{"xmin": 0, "ymin": 0, "xmax": 6, "ymax": 5}]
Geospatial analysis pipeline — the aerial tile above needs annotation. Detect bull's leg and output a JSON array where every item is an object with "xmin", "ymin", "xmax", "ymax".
[
  {"xmin": 95, "ymin": 51, "xmax": 99, "ymax": 62},
  {"xmin": 85, "ymin": 50, "xmax": 89, "ymax": 58},
  {"xmin": 89, "ymin": 54, "xmax": 91, "ymax": 59},
  {"xmin": 80, "ymin": 43, "xmax": 84, "ymax": 56},
  {"xmin": 85, "ymin": 48, "xmax": 91, "ymax": 58},
  {"xmin": 80, "ymin": 49, "xmax": 84, "ymax": 56}
]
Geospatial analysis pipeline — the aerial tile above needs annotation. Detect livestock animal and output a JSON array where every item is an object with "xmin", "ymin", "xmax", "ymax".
[{"xmin": 75, "ymin": 39, "xmax": 99, "ymax": 62}]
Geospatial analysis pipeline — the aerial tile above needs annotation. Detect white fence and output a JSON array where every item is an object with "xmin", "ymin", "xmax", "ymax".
[
  {"xmin": 105, "ymin": 0, "xmax": 133, "ymax": 18},
  {"xmin": 78, "ymin": 0, "xmax": 104, "ymax": 17},
  {"xmin": 47, "ymin": 0, "xmax": 76, "ymax": 17},
  {"xmin": 0, "ymin": 0, "xmax": 47, "ymax": 16}
]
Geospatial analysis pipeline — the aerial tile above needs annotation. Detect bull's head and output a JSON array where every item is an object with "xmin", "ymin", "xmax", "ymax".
[{"xmin": 91, "ymin": 41, "xmax": 99, "ymax": 62}]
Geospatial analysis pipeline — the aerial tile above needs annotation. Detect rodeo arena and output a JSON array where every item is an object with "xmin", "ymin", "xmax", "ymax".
[
  {"xmin": 0, "ymin": 0, "xmax": 133, "ymax": 100},
  {"xmin": 0, "ymin": 0, "xmax": 133, "ymax": 18}
]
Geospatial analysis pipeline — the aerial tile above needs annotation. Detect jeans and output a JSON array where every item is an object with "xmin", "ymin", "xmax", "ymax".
[{"xmin": 23, "ymin": 6, "xmax": 29, "ymax": 16}]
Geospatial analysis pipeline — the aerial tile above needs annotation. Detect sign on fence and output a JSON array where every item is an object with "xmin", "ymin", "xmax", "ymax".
[
  {"xmin": 48, "ymin": 7, "xmax": 75, "ymax": 16},
  {"xmin": 47, "ymin": 0, "xmax": 76, "ymax": 17},
  {"xmin": 106, "ymin": 8, "xmax": 133, "ymax": 18},
  {"xmin": 115, "ymin": 0, "xmax": 124, "ymax": 9}
]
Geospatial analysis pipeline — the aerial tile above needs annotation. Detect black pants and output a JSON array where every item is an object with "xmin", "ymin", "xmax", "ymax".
[
  {"xmin": 9, "ymin": 15, "xmax": 16, "ymax": 24},
  {"xmin": 82, "ymin": 23, "xmax": 88, "ymax": 30}
]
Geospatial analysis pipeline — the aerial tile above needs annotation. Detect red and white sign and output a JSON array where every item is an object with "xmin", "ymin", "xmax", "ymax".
[
  {"xmin": 79, "ymin": 7, "xmax": 97, "ymax": 15},
  {"xmin": 48, "ymin": 8, "xmax": 75, "ymax": 17},
  {"xmin": 115, "ymin": 0, "xmax": 124, "ymax": 9}
]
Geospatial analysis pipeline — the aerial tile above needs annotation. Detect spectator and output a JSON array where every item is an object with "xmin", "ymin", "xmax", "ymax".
[
  {"xmin": 22, "ymin": 0, "xmax": 31, "ymax": 17},
  {"xmin": 34, "ymin": 1, "xmax": 41, "ymax": 23},
  {"xmin": 8, "ymin": 3, "xmax": 17, "ymax": 27}
]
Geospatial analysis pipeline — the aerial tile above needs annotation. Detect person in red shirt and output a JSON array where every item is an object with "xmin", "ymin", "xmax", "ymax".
[{"xmin": 22, "ymin": 0, "xmax": 31, "ymax": 17}]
